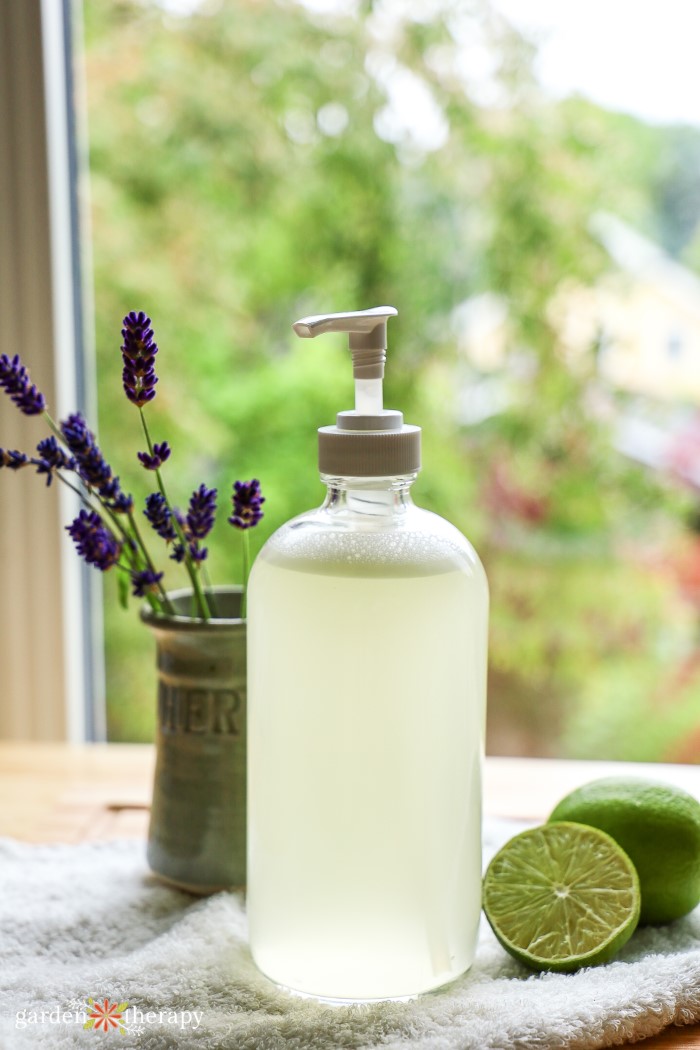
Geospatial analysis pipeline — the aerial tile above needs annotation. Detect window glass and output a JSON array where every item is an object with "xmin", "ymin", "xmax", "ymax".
[{"xmin": 83, "ymin": 0, "xmax": 700, "ymax": 760}]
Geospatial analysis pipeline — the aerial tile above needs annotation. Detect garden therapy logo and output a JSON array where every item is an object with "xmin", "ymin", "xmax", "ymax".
[
  {"xmin": 14, "ymin": 997, "xmax": 204, "ymax": 1034},
  {"xmin": 84, "ymin": 998, "xmax": 204, "ymax": 1035},
  {"xmin": 84, "ymin": 998, "xmax": 129, "ymax": 1034}
]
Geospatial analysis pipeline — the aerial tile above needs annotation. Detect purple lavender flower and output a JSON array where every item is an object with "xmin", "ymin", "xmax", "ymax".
[
  {"xmin": 130, "ymin": 569, "xmax": 164, "ymax": 597},
  {"xmin": 61, "ymin": 413, "xmax": 134, "ymax": 514},
  {"xmin": 0, "ymin": 354, "xmax": 46, "ymax": 415},
  {"xmin": 138, "ymin": 441, "xmax": 171, "ymax": 471},
  {"xmin": 186, "ymin": 484, "xmax": 217, "ymax": 540},
  {"xmin": 228, "ymin": 479, "xmax": 265, "ymax": 529},
  {"xmin": 61, "ymin": 412, "xmax": 98, "ymax": 458},
  {"xmin": 35, "ymin": 436, "xmax": 75, "ymax": 487},
  {"xmin": 121, "ymin": 311, "xmax": 159, "ymax": 407},
  {"xmin": 66, "ymin": 510, "xmax": 121, "ymax": 571},
  {"xmin": 144, "ymin": 492, "xmax": 177, "ymax": 543},
  {"xmin": 36, "ymin": 436, "xmax": 74, "ymax": 468},
  {"xmin": 171, "ymin": 484, "xmax": 217, "ymax": 565},
  {"xmin": 100, "ymin": 479, "xmax": 134, "ymax": 514},
  {"xmin": 0, "ymin": 449, "xmax": 29, "ymax": 470}
]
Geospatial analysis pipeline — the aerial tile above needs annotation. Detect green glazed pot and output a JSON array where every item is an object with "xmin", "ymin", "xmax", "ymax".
[{"xmin": 141, "ymin": 586, "xmax": 246, "ymax": 894}]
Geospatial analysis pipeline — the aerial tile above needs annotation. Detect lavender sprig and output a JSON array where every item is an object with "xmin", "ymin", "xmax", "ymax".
[
  {"xmin": 186, "ymin": 484, "xmax": 217, "ymax": 542},
  {"xmin": 66, "ymin": 510, "xmax": 122, "ymax": 571},
  {"xmin": 144, "ymin": 494, "xmax": 191, "ymax": 564},
  {"xmin": 164, "ymin": 485, "xmax": 218, "ymax": 568},
  {"xmin": 35, "ymin": 437, "xmax": 75, "ymax": 486},
  {"xmin": 1, "ymin": 440, "xmax": 119, "ymax": 528},
  {"xmin": 61, "ymin": 413, "xmax": 134, "ymax": 514},
  {"xmin": 228, "ymin": 479, "xmax": 265, "ymax": 618},
  {"xmin": 131, "ymin": 569, "xmax": 164, "ymax": 598},
  {"xmin": 2, "ymin": 442, "xmax": 75, "ymax": 489},
  {"xmin": 0, "ymin": 354, "xmax": 46, "ymax": 415},
  {"xmin": 66, "ymin": 511, "xmax": 164, "ymax": 612},
  {"xmin": 138, "ymin": 441, "xmax": 170, "ymax": 470},
  {"xmin": 229, "ymin": 479, "xmax": 265, "ymax": 529},
  {"xmin": 60, "ymin": 410, "xmax": 171, "ymax": 610},
  {"xmin": 144, "ymin": 492, "xmax": 177, "ymax": 543},
  {"xmin": 136, "ymin": 435, "xmax": 210, "ymax": 617},
  {"xmin": 0, "ymin": 449, "xmax": 30, "ymax": 470},
  {"xmin": 121, "ymin": 311, "xmax": 159, "ymax": 407},
  {"xmin": 125, "ymin": 310, "xmax": 212, "ymax": 619}
]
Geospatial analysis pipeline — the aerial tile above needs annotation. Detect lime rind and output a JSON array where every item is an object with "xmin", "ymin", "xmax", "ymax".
[{"xmin": 483, "ymin": 821, "xmax": 641, "ymax": 973}]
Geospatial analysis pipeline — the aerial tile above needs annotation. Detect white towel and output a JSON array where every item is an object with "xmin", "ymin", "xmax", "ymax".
[{"xmin": 1, "ymin": 819, "xmax": 699, "ymax": 1049}]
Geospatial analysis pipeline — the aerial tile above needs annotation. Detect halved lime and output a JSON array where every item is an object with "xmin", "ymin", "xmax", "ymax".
[{"xmin": 482, "ymin": 821, "xmax": 641, "ymax": 973}]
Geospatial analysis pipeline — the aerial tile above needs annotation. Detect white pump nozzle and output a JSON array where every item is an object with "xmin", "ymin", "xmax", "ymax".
[
  {"xmin": 292, "ymin": 305, "xmax": 420, "ymax": 476},
  {"xmin": 292, "ymin": 305, "xmax": 397, "ymax": 356},
  {"xmin": 293, "ymin": 306, "xmax": 397, "ymax": 417}
]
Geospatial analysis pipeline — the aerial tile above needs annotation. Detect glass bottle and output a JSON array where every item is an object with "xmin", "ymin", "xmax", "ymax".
[{"xmin": 247, "ymin": 308, "xmax": 488, "ymax": 1001}]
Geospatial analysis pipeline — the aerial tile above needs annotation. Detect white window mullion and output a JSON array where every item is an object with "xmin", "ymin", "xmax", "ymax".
[{"xmin": 0, "ymin": 0, "xmax": 103, "ymax": 740}]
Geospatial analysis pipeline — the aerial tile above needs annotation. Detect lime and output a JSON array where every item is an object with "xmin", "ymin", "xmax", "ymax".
[
  {"xmin": 482, "ymin": 821, "xmax": 640, "ymax": 972},
  {"xmin": 548, "ymin": 777, "xmax": 700, "ymax": 925}
]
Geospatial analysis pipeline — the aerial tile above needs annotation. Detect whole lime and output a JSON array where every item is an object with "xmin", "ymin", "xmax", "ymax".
[{"xmin": 548, "ymin": 777, "xmax": 700, "ymax": 924}]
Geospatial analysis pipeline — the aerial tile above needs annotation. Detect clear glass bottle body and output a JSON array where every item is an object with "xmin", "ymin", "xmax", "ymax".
[{"xmin": 247, "ymin": 474, "xmax": 488, "ymax": 1002}]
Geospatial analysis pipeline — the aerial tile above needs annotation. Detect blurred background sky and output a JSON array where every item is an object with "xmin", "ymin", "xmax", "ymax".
[
  {"xmin": 155, "ymin": 0, "xmax": 700, "ymax": 128},
  {"xmin": 494, "ymin": 0, "xmax": 699, "ymax": 127}
]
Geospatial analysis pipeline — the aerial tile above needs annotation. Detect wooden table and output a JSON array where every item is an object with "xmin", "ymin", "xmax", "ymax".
[{"xmin": 0, "ymin": 743, "xmax": 698, "ymax": 1048}]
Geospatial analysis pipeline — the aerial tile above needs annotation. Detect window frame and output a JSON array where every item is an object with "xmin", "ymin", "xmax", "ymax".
[{"xmin": 0, "ymin": 0, "xmax": 104, "ymax": 740}]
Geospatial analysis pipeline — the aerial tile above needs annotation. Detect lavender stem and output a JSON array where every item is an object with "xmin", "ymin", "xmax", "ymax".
[{"xmin": 241, "ymin": 530, "xmax": 250, "ymax": 620}]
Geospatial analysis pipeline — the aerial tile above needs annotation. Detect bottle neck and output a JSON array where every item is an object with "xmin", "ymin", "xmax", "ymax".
[{"xmin": 320, "ymin": 473, "xmax": 418, "ymax": 521}]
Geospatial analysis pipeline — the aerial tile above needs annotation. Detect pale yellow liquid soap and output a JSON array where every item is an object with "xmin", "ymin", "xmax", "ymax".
[{"xmin": 247, "ymin": 514, "xmax": 488, "ymax": 1001}]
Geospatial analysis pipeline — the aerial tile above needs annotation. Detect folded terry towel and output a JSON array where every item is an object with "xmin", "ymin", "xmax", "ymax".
[{"xmin": 1, "ymin": 819, "xmax": 699, "ymax": 1050}]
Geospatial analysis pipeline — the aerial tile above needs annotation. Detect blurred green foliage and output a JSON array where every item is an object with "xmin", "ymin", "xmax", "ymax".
[{"xmin": 84, "ymin": 0, "xmax": 700, "ymax": 759}]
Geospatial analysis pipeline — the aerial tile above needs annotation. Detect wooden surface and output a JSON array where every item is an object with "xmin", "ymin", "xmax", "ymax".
[{"xmin": 0, "ymin": 743, "xmax": 698, "ymax": 1047}]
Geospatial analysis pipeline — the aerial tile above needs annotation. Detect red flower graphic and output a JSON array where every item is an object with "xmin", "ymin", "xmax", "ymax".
[{"xmin": 84, "ymin": 998, "xmax": 128, "ymax": 1033}]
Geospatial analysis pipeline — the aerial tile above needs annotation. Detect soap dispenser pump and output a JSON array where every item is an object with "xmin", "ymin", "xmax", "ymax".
[
  {"xmin": 247, "ymin": 306, "xmax": 488, "ymax": 1003},
  {"xmin": 292, "ymin": 306, "xmax": 421, "ymax": 477}
]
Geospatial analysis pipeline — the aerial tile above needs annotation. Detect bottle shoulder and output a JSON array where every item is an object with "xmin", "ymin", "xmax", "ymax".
[{"xmin": 254, "ymin": 503, "xmax": 487, "ymax": 583}]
